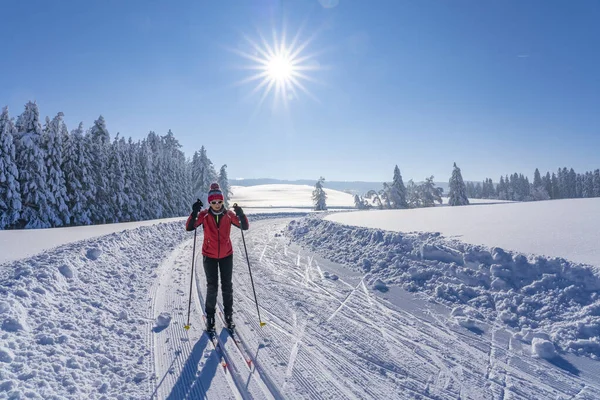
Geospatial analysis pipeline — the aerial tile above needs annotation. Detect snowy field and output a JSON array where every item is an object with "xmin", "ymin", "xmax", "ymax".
[
  {"xmin": 2, "ymin": 185, "xmax": 600, "ymax": 399},
  {"xmin": 230, "ymin": 184, "xmax": 355, "ymax": 208},
  {"xmin": 326, "ymin": 198, "xmax": 600, "ymax": 267}
]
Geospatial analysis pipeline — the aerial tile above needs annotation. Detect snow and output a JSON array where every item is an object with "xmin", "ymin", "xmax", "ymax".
[
  {"xmin": 289, "ymin": 209, "xmax": 600, "ymax": 360},
  {"xmin": 326, "ymin": 198, "xmax": 600, "ymax": 267},
  {"xmin": 0, "ymin": 217, "xmax": 184, "ymax": 265},
  {"xmin": 230, "ymin": 184, "xmax": 355, "ymax": 208},
  {"xmin": 532, "ymin": 337, "xmax": 558, "ymax": 359},
  {"xmin": 2, "ymin": 185, "xmax": 600, "ymax": 399}
]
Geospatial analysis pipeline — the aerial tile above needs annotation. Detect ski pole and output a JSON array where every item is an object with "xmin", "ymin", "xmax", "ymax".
[
  {"xmin": 236, "ymin": 204, "xmax": 266, "ymax": 327},
  {"xmin": 184, "ymin": 228, "xmax": 197, "ymax": 330}
]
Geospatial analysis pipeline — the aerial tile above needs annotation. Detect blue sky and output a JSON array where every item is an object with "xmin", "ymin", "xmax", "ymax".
[{"xmin": 1, "ymin": 0, "xmax": 599, "ymax": 183}]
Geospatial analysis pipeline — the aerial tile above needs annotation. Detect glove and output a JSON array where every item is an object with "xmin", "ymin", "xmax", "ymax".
[
  {"xmin": 192, "ymin": 199, "xmax": 203, "ymax": 214},
  {"xmin": 232, "ymin": 203, "xmax": 244, "ymax": 217}
]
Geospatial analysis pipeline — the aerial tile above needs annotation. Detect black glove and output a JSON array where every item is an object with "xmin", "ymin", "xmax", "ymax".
[
  {"xmin": 232, "ymin": 203, "xmax": 244, "ymax": 217},
  {"xmin": 192, "ymin": 199, "xmax": 203, "ymax": 214}
]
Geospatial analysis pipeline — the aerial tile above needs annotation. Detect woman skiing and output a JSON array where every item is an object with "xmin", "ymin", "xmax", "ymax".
[{"xmin": 185, "ymin": 182, "xmax": 249, "ymax": 333}]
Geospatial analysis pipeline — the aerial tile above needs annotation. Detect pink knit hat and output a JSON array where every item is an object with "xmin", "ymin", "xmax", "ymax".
[{"xmin": 208, "ymin": 183, "xmax": 224, "ymax": 203}]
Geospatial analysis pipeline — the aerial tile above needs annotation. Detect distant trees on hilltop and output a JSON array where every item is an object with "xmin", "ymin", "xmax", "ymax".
[
  {"xmin": 466, "ymin": 167, "xmax": 600, "ymax": 202},
  {"xmin": 0, "ymin": 101, "xmax": 231, "ymax": 229}
]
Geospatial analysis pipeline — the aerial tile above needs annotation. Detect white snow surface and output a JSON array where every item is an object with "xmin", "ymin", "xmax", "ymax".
[
  {"xmin": 230, "ymin": 184, "xmax": 355, "ymax": 208},
  {"xmin": 2, "ymin": 186, "xmax": 600, "ymax": 399},
  {"xmin": 326, "ymin": 198, "xmax": 600, "ymax": 267},
  {"xmin": 0, "ymin": 217, "xmax": 184, "ymax": 265},
  {"xmin": 289, "ymin": 211, "xmax": 600, "ymax": 359}
]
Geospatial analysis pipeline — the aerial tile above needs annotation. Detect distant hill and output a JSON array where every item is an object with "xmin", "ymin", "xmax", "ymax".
[{"xmin": 230, "ymin": 178, "xmax": 450, "ymax": 196}]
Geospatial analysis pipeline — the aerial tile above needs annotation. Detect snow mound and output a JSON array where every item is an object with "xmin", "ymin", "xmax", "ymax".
[
  {"xmin": 287, "ymin": 215, "xmax": 600, "ymax": 358},
  {"xmin": 532, "ymin": 338, "xmax": 557, "ymax": 359},
  {"xmin": 371, "ymin": 278, "xmax": 388, "ymax": 292},
  {"xmin": 0, "ymin": 221, "xmax": 187, "ymax": 399},
  {"xmin": 85, "ymin": 247, "xmax": 102, "ymax": 260},
  {"xmin": 156, "ymin": 312, "xmax": 172, "ymax": 328},
  {"xmin": 58, "ymin": 264, "xmax": 74, "ymax": 278},
  {"xmin": 323, "ymin": 271, "xmax": 339, "ymax": 281},
  {"xmin": 0, "ymin": 347, "xmax": 14, "ymax": 363}
]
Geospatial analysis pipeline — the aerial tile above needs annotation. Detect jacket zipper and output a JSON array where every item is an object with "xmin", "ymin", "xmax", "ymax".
[{"xmin": 216, "ymin": 214, "xmax": 220, "ymax": 259}]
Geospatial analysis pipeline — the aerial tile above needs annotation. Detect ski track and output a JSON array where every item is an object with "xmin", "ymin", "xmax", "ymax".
[{"xmin": 146, "ymin": 217, "xmax": 600, "ymax": 400}]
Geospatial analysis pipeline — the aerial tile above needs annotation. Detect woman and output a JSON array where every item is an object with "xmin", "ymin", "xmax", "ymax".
[{"xmin": 185, "ymin": 183, "xmax": 249, "ymax": 332}]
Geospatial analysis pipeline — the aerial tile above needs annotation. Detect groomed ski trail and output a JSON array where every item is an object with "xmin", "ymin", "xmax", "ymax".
[{"xmin": 149, "ymin": 217, "xmax": 600, "ymax": 399}]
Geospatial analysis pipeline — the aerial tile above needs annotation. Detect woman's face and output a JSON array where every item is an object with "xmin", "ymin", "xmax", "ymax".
[{"xmin": 210, "ymin": 200, "xmax": 223, "ymax": 211}]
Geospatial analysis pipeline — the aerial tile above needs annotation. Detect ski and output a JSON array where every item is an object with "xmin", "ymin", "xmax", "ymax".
[
  {"xmin": 217, "ymin": 311, "xmax": 253, "ymax": 369},
  {"xmin": 203, "ymin": 315, "xmax": 228, "ymax": 372}
]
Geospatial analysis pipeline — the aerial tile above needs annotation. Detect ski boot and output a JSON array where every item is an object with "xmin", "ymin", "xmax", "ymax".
[
  {"xmin": 205, "ymin": 314, "xmax": 216, "ymax": 334},
  {"xmin": 225, "ymin": 314, "xmax": 236, "ymax": 332}
]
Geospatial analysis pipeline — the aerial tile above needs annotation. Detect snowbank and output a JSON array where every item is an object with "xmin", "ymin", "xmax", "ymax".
[
  {"xmin": 287, "ymin": 215, "xmax": 600, "ymax": 358},
  {"xmin": 325, "ymin": 198, "xmax": 600, "ymax": 267},
  {"xmin": 0, "ymin": 222, "xmax": 187, "ymax": 399}
]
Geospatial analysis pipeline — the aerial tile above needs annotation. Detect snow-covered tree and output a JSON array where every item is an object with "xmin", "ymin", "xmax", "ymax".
[
  {"xmin": 448, "ymin": 162, "xmax": 469, "ymax": 206},
  {"xmin": 191, "ymin": 146, "xmax": 218, "ymax": 203},
  {"xmin": 312, "ymin": 176, "xmax": 327, "ymax": 211},
  {"xmin": 62, "ymin": 122, "xmax": 93, "ymax": 225},
  {"xmin": 139, "ymin": 137, "xmax": 159, "ymax": 219},
  {"xmin": 405, "ymin": 180, "xmax": 421, "ymax": 208},
  {"xmin": 14, "ymin": 101, "xmax": 53, "ymax": 228},
  {"xmin": 353, "ymin": 194, "xmax": 367, "ymax": 209},
  {"xmin": 218, "ymin": 164, "xmax": 232, "ymax": 208},
  {"xmin": 88, "ymin": 116, "xmax": 112, "ymax": 223},
  {"xmin": 124, "ymin": 138, "xmax": 142, "ymax": 221},
  {"xmin": 419, "ymin": 176, "xmax": 443, "ymax": 207},
  {"xmin": 42, "ymin": 113, "xmax": 70, "ymax": 226},
  {"xmin": 388, "ymin": 165, "xmax": 408, "ymax": 209},
  {"xmin": 108, "ymin": 134, "xmax": 127, "ymax": 222},
  {"xmin": 364, "ymin": 190, "xmax": 383, "ymax": 209},
  {"xmin": 0, "ymin": 107, "xmax": 22, "ymax": 229},
  {"xmin": 594, "ymin": 169, "xmax": 600, "ymax": 197},
  {"xmin": 533, "ymin": 168, "xmax": 542, "ymax": 189}
]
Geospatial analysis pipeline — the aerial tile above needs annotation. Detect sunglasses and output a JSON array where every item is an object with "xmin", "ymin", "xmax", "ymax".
[{"xmin": 210, "ymin": 200, "xmax": 223, "ymax": 205}]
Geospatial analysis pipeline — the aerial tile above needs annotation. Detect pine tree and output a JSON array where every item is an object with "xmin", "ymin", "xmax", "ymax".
[
  {"xmin": 139, "ymin": 137, "xmax": 159, "ymax": 219},
  {"xmin": 191, "ymin": 146, "xmax": 218, "ymax": 203},
  {"xmin": 62, "ymin": 122, "xmax": 93, "ymax": 225},
  {"xmin": 364, "ymin": 190, "xmax": 383, "ymax": 209},
  {"xmin": 405, "ymin": 180, "xmax": 421, "ymax": 208},
  {"xmin": 448, "ymin": 162, "xmax": 469, "ymax": 206},
  {"xmin": 533, "ymin": 168, "xmax": 542, "ymax": 189},
  {"xmin": 419, "ymin": 176, "xmax": 443, "ymax": 207},
  {"xmin": 217, "ymin": 164, "xmax": 232, "ymax": 208},
  {"xmin": 388, "ymin": 165, "xmax": 408, "ymax": 209},
  {"xmin": 42, "ymin": 113, "xmax": 71, "ymax": 226},
  {"xmin": 0, "ymin": 107, "xmax": 22, "ymax": 229},
  {"xmin": 108, "ymin": 134, "xmax": 127, "ymax": 222},
  {"xmin": 89, "ymin": 116, "xmax": 112, "ymax": 223},
  {"xmin": 353, "ymin": 194, "xmax": 367, "ymax": 209},
  {"xmin": 14, "ymin": 102, "xmax": 54, "ymax": 228},
  {"xmin": 312, "ymin": 177, "xmax": 327, "ymax": 211},
  {"xmin": 594, "ymin": 169, "xmax": 600, "ymax": 197},
  {"xmin": 551, "ymin": 173, "xmax": 559, "ymax": 199},
  {"xmin": 124, "ymin": 138, "xmax": 142, "ymax": 221}
]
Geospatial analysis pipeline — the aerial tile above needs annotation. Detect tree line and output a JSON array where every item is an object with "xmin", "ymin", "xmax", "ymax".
[
  {"xmin": 466, "ymin": 168, "xmax": 600, "ymax": 201},
  {"xmin": 314, "ymin": 163, "xmax": 470, "ymax": 211},
  {"xmin": 0, "ymin": 102, "xmax": 230, "ymax": 229}
]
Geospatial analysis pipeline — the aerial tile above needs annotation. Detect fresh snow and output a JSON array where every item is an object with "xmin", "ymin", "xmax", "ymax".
[
  {"xmin": 326, "ymin": 198, "xmax": 600, "ymax": 267},
  {"xmin": 0, "ymin": 217, "xmax": 184, "ymax": 265},
  {"xmin": 2, "ymin": 186, "xmax": 600, "ymax": 399},
  {"xmin": 230, "ymin": 184, "xmax": 355, "ymax": 208}
]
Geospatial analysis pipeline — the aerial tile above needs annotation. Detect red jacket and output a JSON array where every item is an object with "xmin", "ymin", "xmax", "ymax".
[{"xmin": 185, "ymin": 209, "xmax": 249, "ymax": 259}]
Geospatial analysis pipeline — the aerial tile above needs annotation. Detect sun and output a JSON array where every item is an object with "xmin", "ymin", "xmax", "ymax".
[
  {"xmin": 267, "ymin": 54, "xmax": 293, "ymax": 82},
  {"xmin": 230, "ymin": 25, "xmax": 324, "ymax": 110}
]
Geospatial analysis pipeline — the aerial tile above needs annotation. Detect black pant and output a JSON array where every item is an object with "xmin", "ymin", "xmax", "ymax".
[{"xmin": 203, "ymin": 254, "xmax": 233, "ymax": 317}]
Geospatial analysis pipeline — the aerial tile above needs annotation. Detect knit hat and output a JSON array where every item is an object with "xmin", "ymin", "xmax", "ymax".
[{"xmin": 208, "ymin": 183, "xmax": 224, "ymax": 203}]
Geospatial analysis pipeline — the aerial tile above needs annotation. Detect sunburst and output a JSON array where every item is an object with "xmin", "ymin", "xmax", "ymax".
[{"xmin": 231, "ymin": 25, "xmax": 323, "ymax": 111}]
